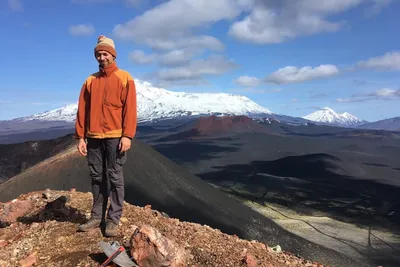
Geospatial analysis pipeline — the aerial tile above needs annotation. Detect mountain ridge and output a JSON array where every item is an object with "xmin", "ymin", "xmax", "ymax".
[
  {"xmin": 357, "ymin": 116, "xmax": 400, "ymax": 131},
  {"xmin": 3, "ymin": 79, "xmax": 398, "ymax": 134},
  {"xmin": 303, "ymin": 107, "xmax": 367, "ymax": 127},
  {"xmin": 19, "ymin": 78, "xmax": 272, "ymax": 123}
]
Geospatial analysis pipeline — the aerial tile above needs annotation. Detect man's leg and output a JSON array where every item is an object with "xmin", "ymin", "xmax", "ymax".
[
  {"xmin": 78, "ymin": 138, "xmax": 108, "ymax": 231},
  {"xmin": 104, "ymin": 137, "xmax": 126, "ymax": 236}
]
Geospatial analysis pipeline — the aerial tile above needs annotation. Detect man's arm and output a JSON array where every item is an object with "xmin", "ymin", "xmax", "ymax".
[
  {"xmin": 75, "ymin": 81, "xmax": 90, "ymax": 139},
  {"xmin": 121, "ymin": 75, "xmax": 137, "ymax": 139}
]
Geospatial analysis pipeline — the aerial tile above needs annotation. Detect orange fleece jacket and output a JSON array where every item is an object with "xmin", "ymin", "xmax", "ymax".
[{"xmin": 75, "ymin": 62, "xmax": 137, "ymax": 139}]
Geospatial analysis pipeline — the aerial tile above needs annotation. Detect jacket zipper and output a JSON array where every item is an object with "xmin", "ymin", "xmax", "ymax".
[{"xmin": 101, "ymin": 74, "xmax": 108, "ymax": 134}]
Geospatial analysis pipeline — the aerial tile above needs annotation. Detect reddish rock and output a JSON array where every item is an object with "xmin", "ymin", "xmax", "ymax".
[
  {"xmin": 144, "ymin": 205, "xmax": 152, "ymax": 210},
  {"xmin": 69, "ymin": 188, "xmax": 76, "ymax": 192},
  {"xmin": 245, "ymin": 254, "xmax": 258, "ymax": 267},
  {"xmin": 0, "ymin": 240, "xmax": 8, "ymax": 248},
  {"xmin": 130, "ymin": 225, "xmax": 188, "ymax": 267},
  {"xmin": 19, "ymin": 251, "xmax": 37, "ymax": 267},
  {"xmin": 241, "ymin": 249, "xmax": 258, "ymax": 267},
  {"xmin": 0, "ymin": 200, "xmax": 33, "ymax": 224}
]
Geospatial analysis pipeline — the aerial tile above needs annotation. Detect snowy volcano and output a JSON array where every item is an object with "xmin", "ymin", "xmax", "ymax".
[
  {"xmin": 302, "ymin": 107, "xmax": 367, "ymax": 127},
  {"xmin": 22, "ymin": 79, "xmax": 272, "ymax": 123}
]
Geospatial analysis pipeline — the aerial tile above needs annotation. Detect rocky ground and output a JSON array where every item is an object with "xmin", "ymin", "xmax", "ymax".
[{"xmin": 0, "ymin": 189, "xmax": 328, "ymax": 267}]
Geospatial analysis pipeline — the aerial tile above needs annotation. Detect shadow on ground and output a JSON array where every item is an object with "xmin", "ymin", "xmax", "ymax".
[
  {"xmin": 198, "ymin": 153, "xmax": 400, "ymax": 232},
  {"xmin": 89, "ymin": 253, "xmax": 109, "ymax": 265},
  {"xmin": 15, "ymin": 196, "xmax": 87, "ymax": 226},
  {"xmin": 281, "ymin": 126, "xmax": 400, "ymax": 139},
  {"xmin": 1, "ymin": 139, "xmax": 398, "ymax": 267},
  {"xmin": 153, "ymin": 140, "xmax": 240, "ymax": 164},
  {"xmin": 123, "ymin": 182, "xmax": 399, "ymax": 267}
]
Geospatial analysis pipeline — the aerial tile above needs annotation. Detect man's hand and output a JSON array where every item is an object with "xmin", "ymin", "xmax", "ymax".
[
  {"xmin": 119, "ymin": 137, "xmax": 131, "ymax": 153},
  {"xmin": 77, "ymin": 138, "xmax": 87, "ymax": 156}
]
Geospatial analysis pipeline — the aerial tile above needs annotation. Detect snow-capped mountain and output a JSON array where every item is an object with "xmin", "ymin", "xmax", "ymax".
[
  {"xmin": 302, "ymin": 107, "xmax": 367, "ymax": 127},
  {"xmin": 23, "ymin": 79, "xmax": 272, "ymax": 123},
  {"xmin": 22, "ymin": 103, "xmax": 79, "ymax": 122}
]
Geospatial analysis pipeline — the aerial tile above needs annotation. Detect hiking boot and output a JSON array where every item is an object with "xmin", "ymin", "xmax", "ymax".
[
  {"xmin": 78, "ymin": 218, "xmax": 101, "ymax": 232},
  {"xmin": 105, "ymin": 220, "xmax": 119, "ymax": 237}
]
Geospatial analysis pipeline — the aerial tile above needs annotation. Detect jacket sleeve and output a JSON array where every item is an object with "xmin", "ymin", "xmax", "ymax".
[
  {"xmin": 122, "ymin": 76, "xmax": 137, "ymax": 139},
  {"xmin": 75, "ymin": 81, "xmax": 90, "ymax": 139}
]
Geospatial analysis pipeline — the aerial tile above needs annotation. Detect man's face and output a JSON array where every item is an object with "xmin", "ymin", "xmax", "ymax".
[{"xmin": 96, "ymin": 51, "xmax": 114, "ymax": 67}]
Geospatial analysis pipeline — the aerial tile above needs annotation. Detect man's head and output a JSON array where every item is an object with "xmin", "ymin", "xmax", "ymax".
[{"xmin": 94, "ymin": 35, "xmax": 116, "ymax": 67}]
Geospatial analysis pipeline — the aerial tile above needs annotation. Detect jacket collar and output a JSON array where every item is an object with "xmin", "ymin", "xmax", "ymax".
[{"xmin": 99, "ymin": 61, "xmax": 118, "ymax": 76}]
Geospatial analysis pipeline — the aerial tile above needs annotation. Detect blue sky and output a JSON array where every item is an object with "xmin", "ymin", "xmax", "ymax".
[{"xmin": 1, "ymin": 0, "xmax": 399, "ymax": 122}]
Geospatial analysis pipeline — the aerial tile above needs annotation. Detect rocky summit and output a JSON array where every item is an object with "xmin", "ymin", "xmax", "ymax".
[{"xmin": 0, "ymin": 189, "xmax": 327, "ymax": 267}]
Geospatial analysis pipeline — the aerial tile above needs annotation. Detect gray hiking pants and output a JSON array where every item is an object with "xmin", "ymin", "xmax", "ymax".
[{"xmin": 86, "ymin": 137, "xmax": 127, "ymax": 223}]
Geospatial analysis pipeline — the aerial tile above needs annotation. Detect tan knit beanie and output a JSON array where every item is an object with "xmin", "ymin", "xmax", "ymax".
[{"xmin": 94, "ymin": 35, "xmax": 117, "ymax": 58}]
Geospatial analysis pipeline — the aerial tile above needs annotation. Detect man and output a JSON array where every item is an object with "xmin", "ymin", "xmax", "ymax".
[{"xmin": 75, "ymin": 35, "xmax": 137, "ymax": 237}]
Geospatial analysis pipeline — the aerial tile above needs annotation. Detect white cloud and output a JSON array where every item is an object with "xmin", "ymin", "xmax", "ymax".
[
  {"xmin": 356, "ymin": 51, "xmax": 400, "ymax": 71},
  {"xmin": 112, "ymin": 0, "xmax": 244, "ymax": 51},
  {"xmin": 233, "ymin": 76, "xmax": 261, "ymax": 87},
  {"xmin": 8, "ymin": 0, "xmax": 23, "ymax": 11},
  {"xmin": 337, "ymin": 88, "xmax": 400, "ymax": 102},
  {"xmin": 144, "ymin": 36, "xmax": 224, "ymax": 52},
  {"xmin": 110, "ymin": 0, "xmax": 395, "ymax": 86},
  {"xmin": 336, "ymin": 98, "xmax": 364, "ymax": 103},
  {"xmin": 112, "ymin": 0, "xmax": 395, "ymax": 48},
  {"xmin": 369, "ymin": 88, "xmax": 400, "ymax": 97},
  {"xmin": 265, "ymin": 65, "xmax": 339, "ymax": 84},
  {"xmin": 113, "ymin": 0, "xmax": 243, "ymax": 38},
  {"xmin": 129, "ymin": 50, "xmax": 156, "ymax": 65},
  {"xmin": 151, "ymin": 55, "xmax": 238, "ymax": 85},
  {"xmin": 233, "ymin": 64, "xmax": 339, "ymax": 88},
  {"xmin": 129, "ymin": 48, "xmax": 202, "ymax": 66},
  {"xmin": 227, "ymin": 0, "xmax": 376, "ymax": 44},
  {"xmin": 159, "ymin": 49, "xmax": 196, "ymax": 66},
  {"xmin": 68, "ymin": 24, "xmax": 96, "ymax": 36},
  {"xmin": 113, "ymin": 0, "xmax": 246, "ymax": 85}
]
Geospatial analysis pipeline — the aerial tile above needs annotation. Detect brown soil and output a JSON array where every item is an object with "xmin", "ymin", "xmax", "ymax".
[{"xmin": 0, "ymin": 190, "xmax": 326, "ymax": 267}]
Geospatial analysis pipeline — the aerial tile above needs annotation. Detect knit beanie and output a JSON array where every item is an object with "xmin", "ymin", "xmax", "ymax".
[{"xmin": 94, "ymin": 35, "xmax": 117, "ymax": 58}]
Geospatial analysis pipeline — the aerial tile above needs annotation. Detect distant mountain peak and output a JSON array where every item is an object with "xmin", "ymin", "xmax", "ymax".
[
  {"xmin": 302, "ymin": 107, "xmax": 367, "ymax": 127},
  {"xmin": 20, "ymin": 78, "xmax": 272, "ymax": 123}
]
